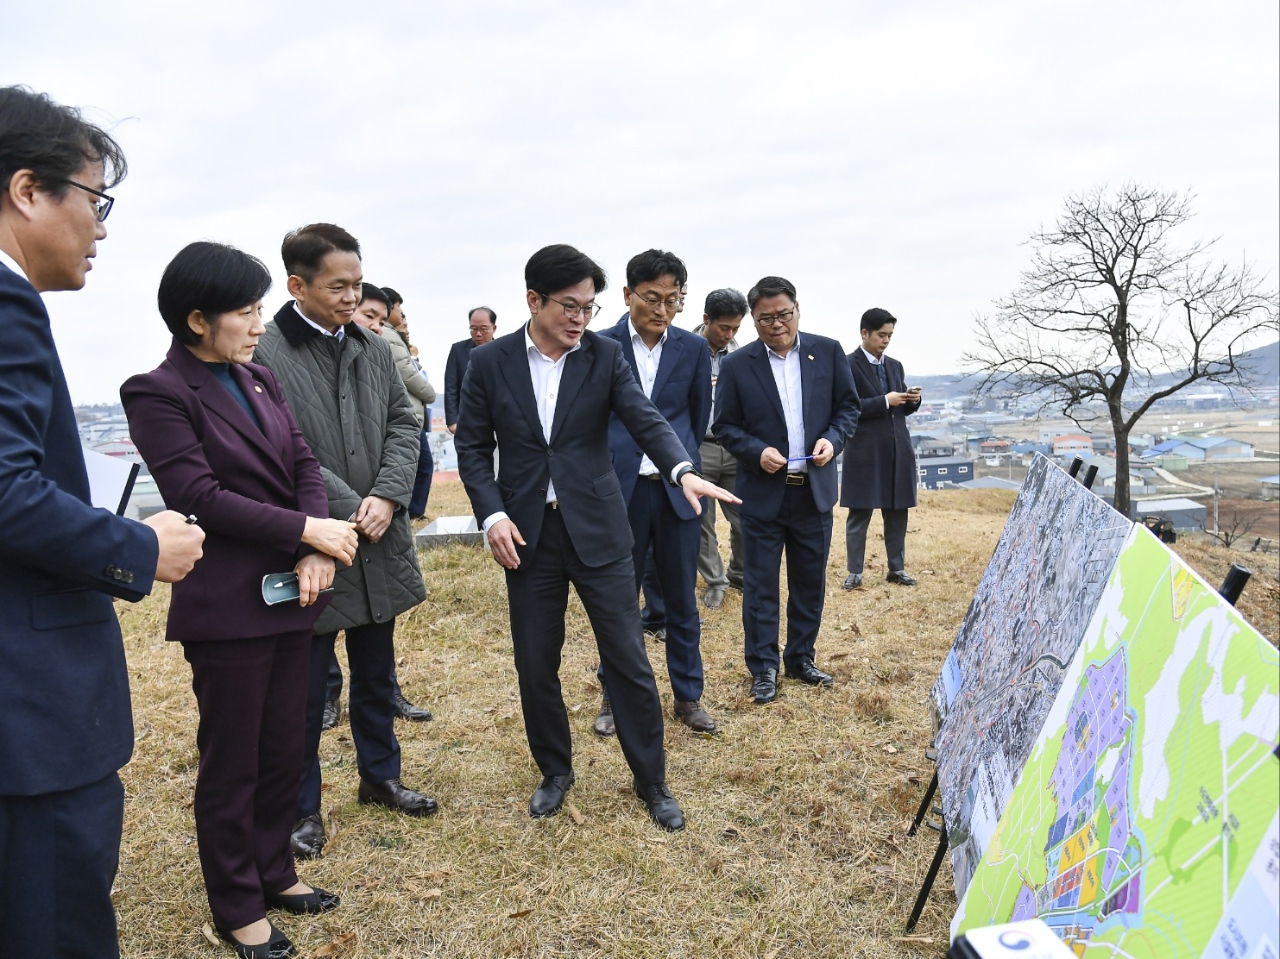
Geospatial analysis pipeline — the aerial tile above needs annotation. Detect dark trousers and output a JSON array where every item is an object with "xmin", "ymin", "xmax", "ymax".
[
  {"xmin": 599, "ymin": 478, "xmax": 704, "ymax": 702},
  {"xmin": 845, "ymin": 507, "xmax": 908, "ymax": 574},
  {"xmin": 184, "ymin": 632, "xmax": 310, "ymax": 929},
  {"xmin": 0, "ymin": 772, "xmax": 123, "ymax": 959},
  {"xmin": 507, "ymin": 505, "xmax": 666, "ymax": 785},
  {"xmin": 325, "ymin": 649, "xmax": 404, "ymax": 702},
  {"xmin": 638, "ymin": 547, "xmax": 665, "ymax": 632},
  {"xmin": 299, "ymin": 621, "xmax": 401, "ymax": 818},
  {"xmin": 740, "ymin": 482, "xmax": 834, "ymax": 676},
  {"xmin": 409, "ymin": 428, "xmax": 434, "ymax": 518}
]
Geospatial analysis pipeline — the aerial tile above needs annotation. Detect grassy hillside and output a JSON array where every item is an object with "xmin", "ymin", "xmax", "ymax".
[{"xmin": 111, "ymin": 484, "xmax": 1277, "ymax": 958}]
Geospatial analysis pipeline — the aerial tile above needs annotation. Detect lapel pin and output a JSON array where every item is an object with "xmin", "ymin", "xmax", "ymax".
[
  {"xmin": 807, "ymin": 354, "xmax": 814, "ymax": 360},
  {"xmin": 254, "ymin": 385, "xmax": 263, "ymax": 393}
]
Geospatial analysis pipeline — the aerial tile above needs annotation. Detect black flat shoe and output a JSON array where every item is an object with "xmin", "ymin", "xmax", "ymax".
[
  {"xmin": 392, "ymin": 692, "xmax": 433, "ymax": 722},
  {"xmin": 886, "ymin": 570, "xmax": 918, "ymax": 586},
  {"xmin": 529, "ymin": 772, "xmax": 575, "ymax": 818},
  {"xmin": 784, "ymin": 656, "xmax": 834, "ymax": 687},
  {"xmin": 265, "ymin": 885, "xmax": 340, "ymax": 915},
  {"xmin": 320, "ymin": 697, "xmax": 341, "ymax": 731},
  {"xmin": 215, "ymin": 921, "xmax": 296, "ymax": 959}
]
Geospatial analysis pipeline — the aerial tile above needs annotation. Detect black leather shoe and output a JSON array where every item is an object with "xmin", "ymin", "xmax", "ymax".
[
  {"xmin": 703, "ymin": 586, "xmax": 727, "ymax": 609},
  {"xmin": 842, "ymin": 573, "xmax": 863, "ymax": 590},
  {"xmin": 593, "ymin": 695, "xmax": 615, "ymax": 737},
  {"xmin": 392, "ymin": 692, "xmax": 433, "ymax": 722},
  {"xmin": 529, "ymin": 772, "xmax": 575, "ymax": 818},
  {"xmin": 357, "ymin": 777, "xmax": 438, "ymax": 816},
  {"xmin": 215, "ymin": 921, "xmax": 296, "ymax": 959},
  {"xmin": 785, "ymin": 656, "xmax": 834, "ymax": 687},
  {"xmin": 633, "ymin": 780, "xmax": 686, "ymax": 831},
  {"xmin": 290, "ymin": 813, "xmax": 326, "ymax": 860},
  {"xmin": 886, "ymin": 570, "xmax": 918, "ymax": 586},
  {"xmin": 320, "ymin": 697, "xmax": 341, "ymax": 731},
  {"xmin": 265, "ymin": 884, "xmax": 340, "ymax": 915},
  {"xmin": 750, "ymin": 669, "xmax": 778, "ymax": 704}
]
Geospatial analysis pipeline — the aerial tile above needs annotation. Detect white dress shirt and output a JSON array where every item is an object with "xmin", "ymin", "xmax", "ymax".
[
  {"xmin": 630, "ymin": 320, "xmax": 666, "ymax": 476},
  {"xmin": 766, "ymin": 334, "xmax": 807, "ymax": 473},
  {"xmin": 294, "ymin": 301, "xmax": 344, "ymax": 342},
  {"xmin": 0, "ymin": 248, "xmax": 29, "ymax": 283},
  {"xmin": 861, "ymin": 347, "xmax": 893, "ymax": 409}
]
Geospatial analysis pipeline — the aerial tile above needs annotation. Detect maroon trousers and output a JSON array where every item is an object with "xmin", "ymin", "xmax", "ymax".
[{"xmin": 183, "ymin": 631, "xmax": 311, "ymax": 930}]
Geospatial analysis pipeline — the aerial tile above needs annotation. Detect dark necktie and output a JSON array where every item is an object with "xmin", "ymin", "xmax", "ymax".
[{"xmin": 875, "ymin": 361, "xmax": 888, "ymax": 394}]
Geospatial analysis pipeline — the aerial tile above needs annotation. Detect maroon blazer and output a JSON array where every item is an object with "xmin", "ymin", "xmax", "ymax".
[{"xmin": 121, "ymin": 340, "xmax": 331, "ymax": 642}]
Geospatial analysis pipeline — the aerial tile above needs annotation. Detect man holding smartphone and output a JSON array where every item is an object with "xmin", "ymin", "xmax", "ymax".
[{"xmin": 840, "ymin": 308, "xmax": 922, "ymax": 589}]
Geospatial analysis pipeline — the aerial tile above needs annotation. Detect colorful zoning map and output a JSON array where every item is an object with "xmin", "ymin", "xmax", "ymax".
[
  {"xmin": 932, "ymin": 454, "xmax": 1132, "ymax": 894},
  {"xmin": 953, "ymin": 527, "xmax": 1280, "ymax": 958}
]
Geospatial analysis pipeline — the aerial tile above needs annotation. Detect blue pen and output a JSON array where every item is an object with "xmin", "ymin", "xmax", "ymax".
[{"xmin": 787, "ymin": 455, "xmax": 814, "ymax": 462}]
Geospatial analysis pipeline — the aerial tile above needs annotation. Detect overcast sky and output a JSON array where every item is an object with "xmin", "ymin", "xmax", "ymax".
[{"xmin": 6, "ymin": 0, "xmax": 1278, "ymax": 404}]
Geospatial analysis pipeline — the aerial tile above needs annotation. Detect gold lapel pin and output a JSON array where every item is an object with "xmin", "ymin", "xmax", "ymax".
[{"xmin": 807, "ymin": 354, "xmax": 814, "ymax": 360}]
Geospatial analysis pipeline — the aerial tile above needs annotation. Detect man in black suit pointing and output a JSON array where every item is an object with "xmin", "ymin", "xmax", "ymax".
[{"xmin": 455, "ymin": 244, "xmax": 737, "ymax": 831}]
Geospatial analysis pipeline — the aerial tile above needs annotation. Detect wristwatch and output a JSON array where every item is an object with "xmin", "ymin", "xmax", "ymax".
[{"xmin": 674, "ymin": 463, "xmax": 702, "ymax": 485}]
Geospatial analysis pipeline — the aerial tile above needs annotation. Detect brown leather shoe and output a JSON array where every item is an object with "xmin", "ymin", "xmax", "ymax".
[
  {"xmin": 673, "ymin": 699, "xmax": 718, "ymax": 734},
  {"xmin": 593, "ymin": 695, "xmax": 615, "ymax": 737}
]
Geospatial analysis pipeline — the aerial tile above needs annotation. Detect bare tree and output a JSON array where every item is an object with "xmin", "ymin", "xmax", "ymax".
[
  {"xmin": 1201, "ymin": 511, "xmax": 1259, "ymax": 550},
  {"xmin": 965, "ymin": 184, "xmax": 1279, "ymax": 516}
]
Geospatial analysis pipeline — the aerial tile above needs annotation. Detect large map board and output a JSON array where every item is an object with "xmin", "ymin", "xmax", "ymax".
[
  {"xmin": 932, "ymin": 454, "xmax": 1132, "ymax": 894},
  {"xmin": 953, "ymin": 526, "xmax": 1280, "ymax": 958}
]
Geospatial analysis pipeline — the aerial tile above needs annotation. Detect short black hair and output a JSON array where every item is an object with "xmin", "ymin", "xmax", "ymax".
[
  {"xmin": 525, "ymin": 244, "xmax": 607, "ymax": 301},
  {"xmin": 281, "ymin": 223, "xmax": 361, "ymax": 283},
  {"xmin": 157, "ymin": 241, "xmax": 272, "ymax": 347},
  {"xmin": 860, "ymin": 307, "xmax": 897, "ymax": 332},
  {"xmin": 747, "ymin": 276, "xmax": 798, "ymax": 311},
  {"xmin": 704, "ymin": 288, "xmax": 748, "ymax": 321},
  {"xmin": 468, "ymin": 306, "xmax": 497, "ymax": 325},
  {"xmin": 360, "ymin": 282, "xmax": 390, "ymax": 310},
  {"xmin": 381, "ymin": 286, "xmax": 403, "ymax": 307},
  {"xmin": 625, "ymin": 249, "xmax": 687, "ymax": 290},
  {"xmin": 0, "ymin": 86, "xmax": 127, "ymax": 199}
]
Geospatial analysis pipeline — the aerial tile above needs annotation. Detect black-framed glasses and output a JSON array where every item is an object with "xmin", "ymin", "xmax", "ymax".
[
  {"xmin": 755, "ymin": 309, "xmax": 796, "ymax": 327},
  {"xmin": 59, "ymin": 179, "xmax": 115, "ymax": 222},
  {"xmin": 630, "ymin": 290, "xmax": 684, "ymax": 313},
  {"xmin": 544, "ymin": 295, "xmax": 601, "ymax": 320}
]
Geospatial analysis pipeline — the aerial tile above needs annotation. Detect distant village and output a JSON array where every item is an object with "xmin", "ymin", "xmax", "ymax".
[{"xmin": 76, "ymin": 376, "xmax": 1280, "ymax": 541}]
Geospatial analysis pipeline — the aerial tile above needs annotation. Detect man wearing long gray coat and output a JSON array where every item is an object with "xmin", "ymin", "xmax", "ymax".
[{"xmin": 253, "ymin": 223, "xmax": 435, "ymax": 861}]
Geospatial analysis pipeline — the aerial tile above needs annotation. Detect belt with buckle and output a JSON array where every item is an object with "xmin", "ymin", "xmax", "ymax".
[
  {"xmin": 785, "ymin": 472, "xmax": 806, "ymax": 486},
  {"xmin": 640, "ymin": 473, "xmax": 663, "ymax": 482}
]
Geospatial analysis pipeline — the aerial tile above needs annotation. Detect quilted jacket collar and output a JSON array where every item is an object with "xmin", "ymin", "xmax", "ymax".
[{"xmin": 273, "ymin": 300, "xmax": 372, "ymax": 348}]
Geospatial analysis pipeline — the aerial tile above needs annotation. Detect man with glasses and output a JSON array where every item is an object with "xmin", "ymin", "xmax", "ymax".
[
  {"xmin": 592, "ymin": 250, "xmax": 715, "ymax": 736},
  {"xmin": 0, "ymin": 86, "xmax": 205, "ymax": 957},
  {"xmin": 443, "ymin": 306, "xmax": 496, "ymax": 435},
  {"xmin": 712, "ymin": 276, "xmax": 859, "ymax": 705},
  {"xmin": 455, "ymin": 244, "xmax": 737, "ymax": 830}
]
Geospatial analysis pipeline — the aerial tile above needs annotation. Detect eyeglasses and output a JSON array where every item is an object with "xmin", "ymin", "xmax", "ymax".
[
  {"xmin": 544, "ymin": 295, "xmax": 601, "ymax": 320},
  {"xmin": 630, "ymin": 290, "xmax": 684, "ymax": 314},
  {"xmin": 755, "ymin": 310, "xmax": 796, "ymax": 327},
  {"xmin": 58, "ymin": 179, "xmax": 115, "ymax": 222}
]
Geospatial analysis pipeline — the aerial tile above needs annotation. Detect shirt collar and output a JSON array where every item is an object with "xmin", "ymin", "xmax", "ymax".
[
  {"xmin": 293, "ymin": 301, "xmax": 345, "ymax": 340},
  {"xmin": 629, "ymin": 319, "xmax": 667, "ymax": 351},
  {"xmin": 524, "ymin": 322, "xmax": 581, "ymax": 362},
  {"xmin": 0, "ymin": 247, "xmax": 28, "ymax": 283},
  {"xmin": 765, "ymin": 332, "xmax": 801, "ymax": 362},
  {"xmin": 861, "ymin": 347, "xmax": 883, "ymax": 365}
]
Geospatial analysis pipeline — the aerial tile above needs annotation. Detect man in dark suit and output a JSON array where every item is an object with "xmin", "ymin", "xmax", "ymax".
[
  {"xmin": 841, "ymin": 308, "xmax": 922, "ymax": 588},
  {"xmin": 713, "ymin": 276, "xmax": 859, "ymax": 705},
  {"xmin": 443, "ymin": 306, "xmax": 496, "ymax": 434},
  {"xmin": 0, "ymin": 86, "xmax": 204, "ymax": 958},
  {"xmin": 455, "ymin": 244, "xmax": 736, "ymax": 831},
  {"xmin": 593, "ymin": 249, "xmax": 715, "ymax": 736}
]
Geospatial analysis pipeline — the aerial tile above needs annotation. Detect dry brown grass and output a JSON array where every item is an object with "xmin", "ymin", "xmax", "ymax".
[{"xmin": 111, "ymin": 485, "xmax": 1278, "ymax": 958}]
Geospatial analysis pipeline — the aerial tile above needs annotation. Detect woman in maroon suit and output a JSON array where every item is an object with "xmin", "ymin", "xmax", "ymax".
[{"xmin": 122, "ymin": 242, "xmax": 360, "ymax": 959}]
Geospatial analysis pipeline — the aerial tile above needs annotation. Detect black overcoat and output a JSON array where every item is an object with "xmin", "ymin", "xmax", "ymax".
[{"xmin": 839, "ymin": 349, "xmax": 919, "ymax": 510}]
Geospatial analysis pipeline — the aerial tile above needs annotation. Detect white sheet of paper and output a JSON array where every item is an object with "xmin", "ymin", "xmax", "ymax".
[{"xmin": 82, "ymin": 448, "xmax": 141, "ymax": 515}]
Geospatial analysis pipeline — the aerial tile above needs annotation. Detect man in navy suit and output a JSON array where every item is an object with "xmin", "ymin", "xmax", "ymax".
[
  {"xmin": 593, "ymin": 250, "xmax": 716, "ymax": 736},
  {"xmin": 841, "ymin": 308, "xmax": 922, "ymax": 589},
  {"xmin": 455, "ymin": 244, "xmax": 737, "ymax": 830},
  {"xmin": 443, "ymin": 306, "xmax": 496, "ymax": 434},
  {"xmin": 713, "ymin": 276, "xmax": 859, "ymax": 705},
  {"xmin": 0, "ymin": 86, "xmax": 205, "ymax": 958}
]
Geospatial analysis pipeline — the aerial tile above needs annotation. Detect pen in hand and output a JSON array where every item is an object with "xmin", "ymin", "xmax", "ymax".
[
  {"xmin": 185, "ymin": 514, "xmax": 199, "ymax": 525},
  {"xmin": 787, "ymin": 455, "xmax": 815, "ymax": 462}
]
